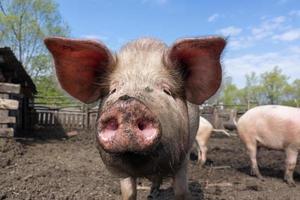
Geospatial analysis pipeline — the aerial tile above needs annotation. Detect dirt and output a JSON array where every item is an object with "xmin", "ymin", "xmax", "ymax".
[{"xmin": 1, "ymin": 130, "xmax": 300, "ymax": 200}]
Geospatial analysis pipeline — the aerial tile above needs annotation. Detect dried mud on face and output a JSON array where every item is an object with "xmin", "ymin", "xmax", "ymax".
[{"xmin": 1, "ymin": 131, "xmax": 300, "ymax": 200}]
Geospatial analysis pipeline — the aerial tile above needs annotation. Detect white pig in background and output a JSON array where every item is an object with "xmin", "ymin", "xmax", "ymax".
[
  {"xmin": 237, "ymin": 105, "xmax": 300, "ymax": 186},
  {"xmin": 45, "ymin": 36, "xmax": 226, "ymax": 199},
  {"xmin": 194, "ymin": 116, "xmax": 230, "ymax": 165}
]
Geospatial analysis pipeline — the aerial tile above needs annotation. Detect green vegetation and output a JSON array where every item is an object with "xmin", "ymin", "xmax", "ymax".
[
  {"xmin": 0, "ymin": 0, "xmax": 75, "ymax": 106},
  {"xmin": 219, "ymin": 66, "xmax": 300, "ymax": 107}
]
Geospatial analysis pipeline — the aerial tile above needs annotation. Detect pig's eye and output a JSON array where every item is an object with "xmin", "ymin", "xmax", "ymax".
[
  {"xmin": 163, "ymin": 89, "xmax": 172, "ymax": 96},
  {"xmin": 109, "ymin": 88, "xmax": 116, "ymax": 95}
]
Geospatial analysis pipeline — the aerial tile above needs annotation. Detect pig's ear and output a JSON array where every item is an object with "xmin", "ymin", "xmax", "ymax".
[
  {"xmin": 44, "ymin": 37, "xmax": 114, "ymax": 103},
  {"xmin": 166, "ymin": 37, "xmax": 226, "ymax": 104}
]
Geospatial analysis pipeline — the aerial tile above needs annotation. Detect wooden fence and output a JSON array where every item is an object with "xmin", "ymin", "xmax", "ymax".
[
  {"xmin": 200, "ymin": 105, "xmax": 245, "ymax": 129},
  {"xmin": 29, "ymin": 103, "xmax": 244, "ymax": 131},
  {"xmin": 0, "ymin": 83, "xmax": 20, "ymax": 137},
  {"xmin": 30, "ymin": 106, "xmax": 99, "ymax": 130},
  {"xmin": 27, "ymin": 94, "xmax": 251, "ymax": 131}
]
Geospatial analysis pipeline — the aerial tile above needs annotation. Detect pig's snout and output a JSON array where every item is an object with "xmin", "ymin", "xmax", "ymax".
[{"xmin": 97, "ymin": 98, "xmax": 161, "ymax": 153}]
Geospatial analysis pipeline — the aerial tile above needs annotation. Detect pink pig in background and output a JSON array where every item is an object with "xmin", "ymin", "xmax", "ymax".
[
  {"xmin": 237, "ymin": 105, "xmax": 300, "ymax": 186},
  {"xmin": 194, "ymin": 116, "xmax": 230, "ymax": 165}
]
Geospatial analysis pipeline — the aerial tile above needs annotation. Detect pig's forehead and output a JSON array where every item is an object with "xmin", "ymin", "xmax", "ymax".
[
  {"xmin": 116, "ymin": 39, "xmax": 166, "ymax": 68},
  {"xmin": 109, "ymin": 61, "xmax": 180, "ymax": 90},
  {"xmin": 109, "ymin": 38, "xmax": 180, "ymax": 89},
  {"xmin": 118, "ymin": 38, "xmax": 167, "ymax": 53},
  {"xmin": 110, "ymin": 62, "xmax": 178, "ymax": 87},
  {"xmin": 114, "ymin": 39, "xmax": 168, "ymax": 77}
]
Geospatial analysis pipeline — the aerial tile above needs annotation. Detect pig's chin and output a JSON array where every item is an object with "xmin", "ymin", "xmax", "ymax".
[
  {"xmin": 98, "ymin": 142, "xmax": 179, "ymax": 177},
  {"xmin": 113, "ymin": 147, "xmax": 160, "ymax": 165},
  {"xmin": 104, "ymin": 140, "xmax": 163, "ymax": 166}
]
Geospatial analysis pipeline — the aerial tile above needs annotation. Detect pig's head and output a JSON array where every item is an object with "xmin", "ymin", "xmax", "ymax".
[{"xmin": 44, "ymin": 37, "xmax": 225, "ymax": 176}]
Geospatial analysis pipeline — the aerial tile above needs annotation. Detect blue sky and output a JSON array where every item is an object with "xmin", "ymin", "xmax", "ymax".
[{"xmin": 57, "ymin": 0, "xmax": 300, "ymax": 87}]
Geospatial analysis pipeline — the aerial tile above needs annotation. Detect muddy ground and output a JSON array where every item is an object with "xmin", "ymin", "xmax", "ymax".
[{"xmin": 1, "ymin": 130, "xmax": 300, "ymax": 200}]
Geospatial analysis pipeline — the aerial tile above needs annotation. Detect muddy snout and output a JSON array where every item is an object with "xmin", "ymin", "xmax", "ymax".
[{"xmin": 97, "ymin": 96, "xmax": 161, "ymax": 153}]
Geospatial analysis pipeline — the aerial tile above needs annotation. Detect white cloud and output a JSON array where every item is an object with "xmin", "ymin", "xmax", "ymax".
[
  {"xmin": 227, "ymin": 37, "xmax": 253, "ymax": 49},
  {"xmin": 251, "ymin": 16, "xmax": 286, "ymax": 40},
  {"xmin": 218, "ymin": 26, "xmax": 242, "ymax": 36},
  {"xmin": 208, "ymin": 13, "xmax": 219, "ymax": 22},
  {"xmin": 289, "ymin": 46, "xmax": 300, "ymax": 53},
  {"xmin": 289, "ymin": 10, "xmax": 300, "ymax": 17},
  {"xmin": 224, "ymin": 16, "xmax": 290, "ymax": 50},
  {"xmin": 217, "ymin": 12, "xmax": 300, "ymax": 87},
  {"xmin": 227, "ymin": 39, "xmax": 243, "ymax": 49},
  {"xmin": 272, "ymin": 28, "xmax": 300, "ymax": 41},
  {"xmin": 224, "ymin": 50, "xmax": 300, "ymax": 87}
]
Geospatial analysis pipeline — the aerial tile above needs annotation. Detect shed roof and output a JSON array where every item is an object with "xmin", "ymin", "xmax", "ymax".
[{"xmin": 0, "ymin": 47, "xmax": 37, "ymax": 98}]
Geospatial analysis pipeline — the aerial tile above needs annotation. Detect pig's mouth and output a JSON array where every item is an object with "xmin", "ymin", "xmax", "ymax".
[
  {"xmin": 97, "ymin": 97, "xmax": 162, "ymax": 154},
  {"xmin": 106, "ymin": 142, "xmax": 165, "ymax": 174},
  {"xmin": 113, "ymin": 147, "xmax": 160, "ymax": 164}
]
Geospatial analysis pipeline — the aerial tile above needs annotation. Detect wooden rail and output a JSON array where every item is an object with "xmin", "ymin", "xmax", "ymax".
[
  {"xmin": 30, "ymin": 105, "xmax": 243, "ymax": 132},
  {"xmin": 30, "ymin": 107, "xmax": 98, "ymax": 130},
  {"xmin": 0, "ymin": 82, "xmax": 20, "ymax": 137}
]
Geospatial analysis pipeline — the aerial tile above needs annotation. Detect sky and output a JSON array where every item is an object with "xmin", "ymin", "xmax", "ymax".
[{"xmin": 57, "ymin": 0, "xmax": 300, "ymax": 87}]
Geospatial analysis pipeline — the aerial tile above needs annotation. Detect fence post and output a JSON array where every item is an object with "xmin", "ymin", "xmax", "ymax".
[
  {"xmin": 0, "ymin": 83, "xmax": 21, "ymax": 137},
  {"xmin": 83, "ymin": 104, "xmax": 90, "ymax": 129}
]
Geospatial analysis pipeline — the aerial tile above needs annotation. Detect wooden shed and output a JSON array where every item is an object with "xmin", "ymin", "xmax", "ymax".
[{"xmin": 0, "ymin": 47, "xmax": 37, "ymax": 136}]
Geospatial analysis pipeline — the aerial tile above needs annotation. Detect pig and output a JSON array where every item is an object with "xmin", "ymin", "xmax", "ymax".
[
  {"xmin": 194, "ymin": 116, "xmax": 230, "ymax": 165},
  {"xmin": 237, "ymin": 105, "xmax": 300, "ymax": 186},
  {"xmin": 44, "ymin": 36, "xmax": 226, "ymax": 199}
]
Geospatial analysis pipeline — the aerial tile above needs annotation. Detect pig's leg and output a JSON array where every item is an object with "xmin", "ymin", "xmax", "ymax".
[
  {"xmin": 120, "ymin": 177, "xmax": 137, "ymax": 200},
  {"xmin": 195, "ymin": 137, "xmax": 207, "ymax": 166},
  {"xmin": 197, "ymin": 149, "xmax": 202, "ymax": 165},
  {"xmin": 245, "ymin": 142, "xmax": 263, "ymax": 180},
  {"xmin": 198, "ymin": 144, "xmax": 207, "ymax": 166},
  {"xmin": 194, "ymin": 140, "xmax": 202, "ymax": 164},
  {"xmin": 148, "ymin": 176, "xmax": 162, "ymax": 199},
  {"xmin": 173, "ymin": 159, "xmax": 189, "ymax": 200},
  {"xmin": 201, "ymin": 145, "xmax": 208, "ymax": 166},
  {"xmin": 284, "ymin": 147, "xmax": 298, "ymax": 187}
]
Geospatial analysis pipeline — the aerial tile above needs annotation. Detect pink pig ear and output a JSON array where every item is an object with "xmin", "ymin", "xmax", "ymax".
[
  {"xmin": 166, "ymin": 37, "xmax": 226, "ymax": 104},
  {"xmin": 44, "ymin": 37, "xmax": 115, "ymax": 103}
]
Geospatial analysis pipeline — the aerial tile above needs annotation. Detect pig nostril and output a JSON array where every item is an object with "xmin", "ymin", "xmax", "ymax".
[
  {"xmin": 104, "ymin": 118, "xmax": 118, "ymax": 131},
  {"xmin": 138, "ymin": 120, "xmax": 155, "ymax": 131},
  {"xmin": 138, "ymin": 121, "xmax": 147, "ymax": 131},
  {"xmin": 137, "ymin": 119, "xmax": 159, "ymax": 141}
]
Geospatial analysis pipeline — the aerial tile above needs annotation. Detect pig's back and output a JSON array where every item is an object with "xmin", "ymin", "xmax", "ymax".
[{"xmin": 238, "ymin": 105, "xmax": 300, "ymax": 149}]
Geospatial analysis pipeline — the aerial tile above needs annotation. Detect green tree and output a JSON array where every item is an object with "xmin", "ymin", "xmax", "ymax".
[
  {"xmin": 288, "ymin": 79, "xmax": 300, "ymax": 107},
  {"xmin": 219, "ymin": 76, "xmax": 240, "ymax": 105},
  {"xmin": 239, "ymin": 72, "xmax": 262, "ymax": 105},
  {"xmin": 259, "ymin": 66, "xmax": 289, "ymax": 105},
  {"xmin": 34, "ymin": 75, "xmax": 75, "ymax": 106},
  {"xmin": 0, "ymin": 0, "xmax": 72, "ymax": 106},
  {"xmin": 0, "ymin": 0, "xmax": 69, "ymax": 77},
  {"xmin": 218, "ymin": 67, "xmax": 299, "ymax": 108},
  {"xmin": 221, "ymin": 84, "xmax": 239, "ymax": 105},
  {"xmin": 291, "ymin": 79, "xmax": 300, "ymax": 98}
]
